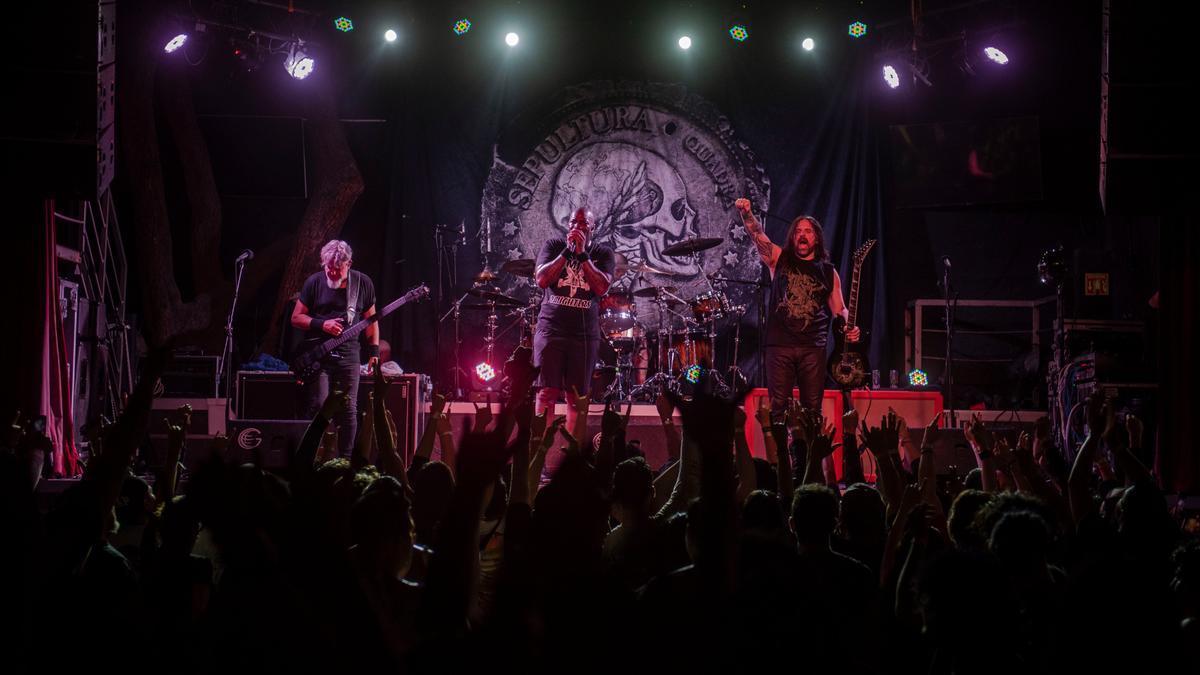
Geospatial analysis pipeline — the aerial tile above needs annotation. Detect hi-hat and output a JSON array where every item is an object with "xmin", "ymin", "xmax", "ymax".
[
  {"xmin": 632, "ymin": 285, "xmax": 678, "ymax": 298},
  {"xmin": 466, "ymin": 287, "xmax": 523, "ymax": 306},
  {"xmin": 661, "ymin": 237, "xmax": 723, "ymax": 256},
  {"xmin": 499, "ymin": 258, "xmax": 535, "ymax": 277}
]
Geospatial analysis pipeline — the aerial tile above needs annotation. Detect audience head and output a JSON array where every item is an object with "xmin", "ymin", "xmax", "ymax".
[
  {"xmin": 741, "ymin": 489, "xmax": 786, "ymax": 535},
  {"xmin": 838, "ymin": 482, "xmax": 885, "ymax": 542},
  {"xmin": 988, "ymin": 509, "xmax": 1052, "ymax": 573},
  {"xmin": 789, "ymin": 484, "xmax": 838, "ymax": 548},
  {"xmin": 351, "ymin": 476, "xmax": 415, "ymax": 577},
  {"xmin": 948, "ymin": 489, "xmax": 993, "ymax": 551},
  {"xmin": 611, "ymin": 457, "xmax": 654, "ymax": 523}
]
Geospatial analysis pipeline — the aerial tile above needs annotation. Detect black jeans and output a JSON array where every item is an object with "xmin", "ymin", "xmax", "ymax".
[
  {"xmin": 765, "ymin": 344, "xmax": 828, "ymax": 423},
  {"xmin": 302, "ymin": 347, "xmax": 360, "ymax": 456}
]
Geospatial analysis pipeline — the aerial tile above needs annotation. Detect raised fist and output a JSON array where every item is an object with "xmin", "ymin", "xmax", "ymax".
[{"xmin": 734, "ymin": 198, "xmax": 752, "ymax": 214}]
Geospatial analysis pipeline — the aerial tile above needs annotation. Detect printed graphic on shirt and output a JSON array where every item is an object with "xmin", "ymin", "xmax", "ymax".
[
  {"xmin": 778, "ymin": 268, "xmax": 825, "ymax": 330},
  {"xmin": 558, "ymin": 261, "xmax": 590, "ymax": 298}
]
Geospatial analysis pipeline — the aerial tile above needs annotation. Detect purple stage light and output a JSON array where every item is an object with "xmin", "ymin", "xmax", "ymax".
[
  {"xmin": 163, "ymin": 34, "xmax": 188, "ymax": 54},
  {"xmin": 882, "ymin": 64, "xmax": 900, "ymax": 89}
]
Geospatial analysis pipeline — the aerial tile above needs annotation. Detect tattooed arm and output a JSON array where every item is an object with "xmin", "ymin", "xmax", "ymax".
[{"xmin": 734, "ymin": 198, "xmax": 780, "ymax": 273}]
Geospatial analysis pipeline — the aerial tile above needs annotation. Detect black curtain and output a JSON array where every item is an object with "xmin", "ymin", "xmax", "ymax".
[{"xmin": 378, "ymin": 14, "xmax": 888, "ymax": 389}]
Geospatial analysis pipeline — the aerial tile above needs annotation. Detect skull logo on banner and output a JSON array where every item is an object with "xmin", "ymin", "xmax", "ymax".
[{"xmin": 552, "ymin": 143, "xmax": 700, "ymax": 277}]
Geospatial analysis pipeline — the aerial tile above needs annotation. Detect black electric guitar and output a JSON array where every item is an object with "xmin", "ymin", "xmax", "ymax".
[
  {"xmin": 827, "ymin": 239, "xmax": 876, "ymax": 389},
  {"xmin": 290, "ymin": 283, "xmax": 430, "ymax": 384}
]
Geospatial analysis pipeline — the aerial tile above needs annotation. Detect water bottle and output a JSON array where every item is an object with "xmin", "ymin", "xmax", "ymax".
[
  {"xmin": 871, "ymin": 369, "xmax": 881, "ymax": 389},
  {"xmin": 889, "ymin": 369, "xmax": 899, "ymax": 389}
]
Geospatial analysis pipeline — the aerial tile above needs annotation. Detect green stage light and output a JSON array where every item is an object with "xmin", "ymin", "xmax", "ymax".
[
  {"xmin": 729, "ymin": 25, "xmax": 748, "ymax": 42},
  {"xmin": 334, "ymin": 17, "xmax": 353, "ymax": 33},
  {"xmin": 848, "ymin": 21, "xmax": 868, "ymax": 38},
  {"xmin": 453, "ymin": 19, "xmax": 471, "ymax": 36}
]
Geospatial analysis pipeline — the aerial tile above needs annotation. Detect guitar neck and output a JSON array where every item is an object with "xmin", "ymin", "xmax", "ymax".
[
  {"xmin": 320, "ymin": 286, "xmax": 428, "ymax": 352},
  {"xmin": 846, "ymin": 262, "xmax": 862, "ymax": 327}
]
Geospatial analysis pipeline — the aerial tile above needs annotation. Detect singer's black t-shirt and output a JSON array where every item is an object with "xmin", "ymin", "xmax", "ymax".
[{"xmin": 534, "ymin": 238, "xmax": 616, "ymax": 339}]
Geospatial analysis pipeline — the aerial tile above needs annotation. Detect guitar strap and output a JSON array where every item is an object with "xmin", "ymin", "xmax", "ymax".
[{"xmin": 346, "ymin": 270, "xmax": 360, "ymax": 326}]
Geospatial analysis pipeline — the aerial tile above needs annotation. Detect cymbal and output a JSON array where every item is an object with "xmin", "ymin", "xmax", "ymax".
[
  {"xmin": 631, "ymin": 261, "xmax": 679, "ymax": 277},
  {"xmin": 499, "ymin": 258, "xmax": 535, "ymax": 277},
  {"xmin": 472, "ymin": 266, "xmax": 498, "ymax": 283},
  {"xmin": 466, "ymin": 287, "xmax": 523, "ymax": 306},
  {"xmin": 660, "ymin": 237, "xmax": 723, "ymax": 256},
  {"xmin": 631, "ymin": 285, "xmax": 677, "ymax": 298}
]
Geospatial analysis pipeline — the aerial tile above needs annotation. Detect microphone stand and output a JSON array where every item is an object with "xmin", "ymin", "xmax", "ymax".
[
  {"xmin": 943, "ymin": 262, "xmax": 957, "ymax": 427},
  {"xmin": 219, "ymin": 255, "xmax": 249, "ymax": 413}
]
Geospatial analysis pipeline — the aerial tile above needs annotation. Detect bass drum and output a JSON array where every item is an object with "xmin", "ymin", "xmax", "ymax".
[{"xmin": 645, "ymin": 330, "xmax": 712, "ymax": 375}]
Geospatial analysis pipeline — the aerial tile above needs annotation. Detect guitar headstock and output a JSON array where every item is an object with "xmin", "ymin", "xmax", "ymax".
[
  {"xmin": 852, "ymin": 239, "xmax": 877, "ymax": 266},
  {"xmin": 407, "ymin": 283, "xmax": 431, "ymax": 301}
]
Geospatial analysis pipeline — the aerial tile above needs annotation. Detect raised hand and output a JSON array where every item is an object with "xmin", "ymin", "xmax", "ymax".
[
  {"xmin": 920, "ymin": 411, "xmax": 944, "ymax": 450},
  {"xmin": 431, "ymin": 392, "xmax": 447, "ymax": 417},
  {"xmin": 529, "ymin": 408, "xmax": 549, "ymax": 444},
  {"xmin": 808, "ymin": 420, "xmax": 841, "ymax": 461},
  {"xmin": 754, "ymin": 396, "xmax": 771, "ymax": 427},
  {"xmin": 1126, "ymin": 414, "xmax": 1144, "ymax": 449},
  {"xmin": 734, "ymin": 197, "xmax": 752, "ymax": 215},
  {"xmin": 569, "ymin": 387, "xmax": 590, "ymax": 416},
  {"xmin": 601, "ymin": 400, "xmax": 632, "ymax": 437},
  {"xmin": 540, "ymin": 416, "xmax": 567, "ymax": 450},
  {"xmin": 473, "ymin": 401, "xmax": 494, "ymax": 432},
  {"xmin": 434, "ymin": 411, "xmax": 451, "ymax": 436},
  {"xmin": 557, "ymin": 426, "xmax": 581, "ymax": 456}
]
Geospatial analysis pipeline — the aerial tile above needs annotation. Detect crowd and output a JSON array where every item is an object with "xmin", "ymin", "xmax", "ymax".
[{"xmin": 1, "ymin": 346, "xmax": 1195, "ymax": 674}]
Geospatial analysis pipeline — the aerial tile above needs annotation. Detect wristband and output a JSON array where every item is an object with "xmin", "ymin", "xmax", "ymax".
[
  {"xmin": 365, "ymin": 343, "xmax": 379, "ymax": 358},
  {"xmin": 309, "ymin": 317, "xmax": 321, "ymax": 331}
]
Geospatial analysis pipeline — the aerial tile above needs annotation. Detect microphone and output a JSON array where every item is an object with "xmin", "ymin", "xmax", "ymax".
[
  {"xmin": 941, "ymin": 255, "xmax": 952, "ymax": 270},
  {"xmin": 236, "ymin": 249, "xmax": 255, "ymax": 263}
]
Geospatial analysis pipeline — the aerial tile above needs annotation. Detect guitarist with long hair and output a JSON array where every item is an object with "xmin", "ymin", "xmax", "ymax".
[
  {"xmin": 734, "ymin": 198, "xmax": 861, "ymax": 424},
  {"xmin": 291, "ymin": 239, "xmax": 379, "ymax": 455}
]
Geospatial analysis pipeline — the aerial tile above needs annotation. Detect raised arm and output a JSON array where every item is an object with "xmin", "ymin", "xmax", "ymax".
[{"xmin": 734, "ymin": 198, "xmax": 780, "ymax": 271}]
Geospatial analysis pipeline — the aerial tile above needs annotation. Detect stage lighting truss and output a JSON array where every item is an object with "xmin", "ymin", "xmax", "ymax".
[
  {"xmin": 729, "ymin": 25, "xmax": 749, "ymax": 42},
  {"xmin": 334, "ymin": 17, "xmax": 353, "ymax": 33},
  {"xmin": 848, "ymin": 21, "xmax": 868, "ymax": 38},
  {"xmin": 284, "ymin": 43, "xmax": 315, "ymax": 79},
  {"xmin": 453, "ymin": 19, "xmax": 472, "ymax": 36}
]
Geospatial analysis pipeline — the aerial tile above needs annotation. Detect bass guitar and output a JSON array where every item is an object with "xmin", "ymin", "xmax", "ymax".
[{"xmin": 291, "ymin": 283, "xmax": 430, "ymax": 383}]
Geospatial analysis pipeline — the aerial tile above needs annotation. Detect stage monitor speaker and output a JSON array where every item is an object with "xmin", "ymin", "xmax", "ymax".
[{"xmin": 225, "ymin": 419, "xmax": 311, "ymax": 470}]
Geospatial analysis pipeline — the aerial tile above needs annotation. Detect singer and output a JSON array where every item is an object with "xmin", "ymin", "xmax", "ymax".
[
  {"xmin": 532, "ymin": 208, "xmax": 616, "ymax": 431},
  {"xmin": 290, "ymin": 240, "xmax": 378, "ymax": 454}
]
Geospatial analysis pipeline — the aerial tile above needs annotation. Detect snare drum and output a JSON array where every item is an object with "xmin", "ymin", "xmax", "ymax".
[{"xmin": 689, "ymin": 291, "xmax": 731, "ymax": 323}]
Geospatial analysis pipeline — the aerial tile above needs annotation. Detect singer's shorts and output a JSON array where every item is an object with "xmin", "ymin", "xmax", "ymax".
[{"xmin": 533, "ymin": 331, "xmax": 600, "ymax": 394}]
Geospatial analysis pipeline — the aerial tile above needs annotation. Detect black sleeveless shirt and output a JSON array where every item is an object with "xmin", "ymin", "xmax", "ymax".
[{"xmin": 765, "ymin": 255, "xmax": 835, "ymax": 348}]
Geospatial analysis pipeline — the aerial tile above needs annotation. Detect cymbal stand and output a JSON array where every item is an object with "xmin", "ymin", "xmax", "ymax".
[{"xmin": 481, "ymin": 300, "xmax": 499, "ymax": 392}]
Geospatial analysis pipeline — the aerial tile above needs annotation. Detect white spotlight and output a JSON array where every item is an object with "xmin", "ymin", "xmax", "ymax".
[
  {"xmin": 384, "ymin": 29, "xmax": 397, "ymax": 43},
  {"xmin": 678, "ymin": 35, "xmax": 692, "ymax": 50},
  {"xmin": 505, "ymin": 32, "xmax": 520, "ymax": 47},
  {"xmin": 983, "ymin": 46, "xmax": 1009, "ymax": 65},
  {"xmin": 801, "ymin": 37, "xmax": 815, "ymax": 51},
  {"xmin": 163, "ymin": 34, "xmax": 188, "ymax": 54},
  {"xmin": 284, "ymin": 46, "xmax": 315, "ymax": 80},
  {"xmin": 882, "ymin": 64, "xmax": 900, "ymax": 89}
]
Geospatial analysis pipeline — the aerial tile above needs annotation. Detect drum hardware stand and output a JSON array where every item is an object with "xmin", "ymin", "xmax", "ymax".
[{"xmin": 628, "ymin": 287, "xmax": 687, "ymax": 400}]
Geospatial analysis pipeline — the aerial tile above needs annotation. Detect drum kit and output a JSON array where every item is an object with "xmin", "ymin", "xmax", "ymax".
[{"xmin": 449, "ymin": 235, "xmax": 761, "ymax": 401}]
